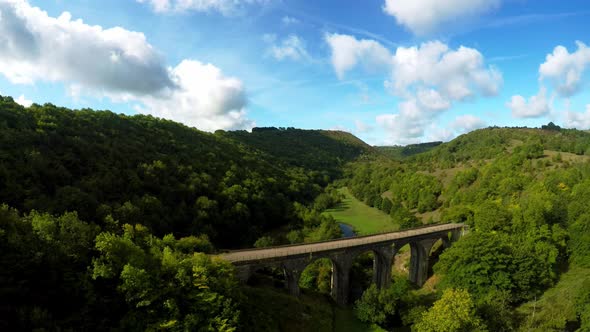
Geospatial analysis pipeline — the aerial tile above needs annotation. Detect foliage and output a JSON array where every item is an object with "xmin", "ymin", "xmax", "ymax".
[
  {"xmin": 414, "ymin": 289, "xmax": 487, "ymax": 332},
  {"xmin": 220, "ymin": 127, "xmax": 374, "ymax": 179},
  {"xmin": 434, "ymin": 232, "xmax": 558, "ymax": 303},
  {"xmin": 6, "ymin": 94, "xmax": 590, "ymax": 331},
  {"xmin": 377, "ymin": 142, "xmax": 442, "ymax": 160},
  {"xmin": 0, "ymin": 96, "xmax": 366, "ymax": 248},
  {"xmin": 253, "ymin": 236, "xmax": 275, "ymax": 248},
  {"xmin": 0, "ymin": 205, "xmax": 100, "ymax": 330},
  {"xmin": 299, "ymin": 259, "xmax": 333, "ymax": 294},
  {"xmin": 354, "ymin": 281, "xmax": 411, "ymax": 326},
  {"xmin": 92, "ymin": 224, "xmax": 241, "ymax": 331},
  {"xmin": 515, "ymin": 267, "xmax": 590, "ymax": 331}
]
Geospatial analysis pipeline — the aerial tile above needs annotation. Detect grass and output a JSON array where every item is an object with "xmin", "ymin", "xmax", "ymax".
[{"xmin": 324, "ymin": 187, "xmax": 397, "ymax": 235}]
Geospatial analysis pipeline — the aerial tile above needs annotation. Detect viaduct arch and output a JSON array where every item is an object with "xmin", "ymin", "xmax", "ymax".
[{"xmin": 218, "ymin": 223, "xmax": 465, "ymax": 305}]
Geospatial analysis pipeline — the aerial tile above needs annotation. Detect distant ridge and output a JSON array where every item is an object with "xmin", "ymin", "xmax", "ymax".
[{"xmin": 219, "ymin": 127, "xmax": 375, "ymax": 175}]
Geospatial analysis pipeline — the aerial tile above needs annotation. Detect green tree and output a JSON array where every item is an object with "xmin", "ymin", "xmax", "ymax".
[
  {"xmin": 414, "ymin": 289, "xmax": 487, "ymax": 332},
  {"xmin": 254, "ymin": 236, "xmax": 275, "ymax": 248},
  {"xmin": 380, "ymin": 197, "xmax": 393, "ymax": 214},
  {"xmin": 92, "ymin": 224, "xmax": 241, "ymax": 331},
  {"xmin": 474, "ymin": 201, "xmax": 512, "ymax": 232},
  {"xmin": 354, "ymin": 281, "xmax": 410, "ymax": 326}
]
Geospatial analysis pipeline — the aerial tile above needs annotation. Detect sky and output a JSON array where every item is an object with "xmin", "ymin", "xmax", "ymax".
[{"xmin": 0, "ymin": 0, "xmax": 589, "ymax": 145}]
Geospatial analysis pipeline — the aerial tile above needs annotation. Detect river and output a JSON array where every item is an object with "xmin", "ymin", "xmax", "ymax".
[{"xmin": 338, "ymin": 223, "xmax": 356, "ymax": 237}]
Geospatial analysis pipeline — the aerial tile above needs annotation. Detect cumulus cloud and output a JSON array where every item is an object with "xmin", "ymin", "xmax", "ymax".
[
  {"xmin": 326, "ymin": 35, "xmax": 500, "ymax": 144},
  {"xmin": 137, "ymin": 0, "xmax": 269, "ymax": 15},
  {"xmin": 0, "ymin": 1, "xmax": 173, "ymax": 92},
  {"xmin": 387, "ymin": 41, "xmax": 502, "ymax": 100},
  {"xmin": 15, "ymin": 94, "xmax": 32, "ymax": 107},
  {"xmin": 564, "ymin": 105, "xmax": 590, "ymax": 129},
  {"xmin": 507, "ymin": 87, "xmax": 552, "ymax": 118},
  {"xmin": 539, "ymin": 41, "xmax": 590, "ymax": 97},
  {"xmin": 451, "ymin": 114, "xmax": 486, "ymax": 132},
  {"xmin": 325, "ymin": 33, "xmax": 392, "ymax": 79},
  {"xmin": 376, "ymin": 99, "xmax": 432, "ymax": 144},
  {"xmin": 382, "ymin": 0, "xmax": 501, "ymax": 35},
  {"xmin": 136, "ymin": 60, "xmax": 253, "ymax": 131},
  {"xmin": 0, "ymin": 0, "xmax": 252, "ymax": 131},
  {"xmin": 266, "ymin": 34, "xmax": 310, "ymax": 62},
  {"xmin": 416, "ymin": 89, "xmax": 451, "ymax": 111}
]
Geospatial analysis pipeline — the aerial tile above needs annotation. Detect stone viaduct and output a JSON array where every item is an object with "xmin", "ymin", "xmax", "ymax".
[{"xmin": 218, "ymin": 223, "xmax": 465, "ymax": 305}]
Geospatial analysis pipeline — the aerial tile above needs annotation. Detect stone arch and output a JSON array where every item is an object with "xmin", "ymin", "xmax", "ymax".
[
  {"xmin": 409, "ymin": 238, "xmax": 438, "ymax": 287},
  {"xmin": 241, "ymin": 263, "xmax": 284, "ymax": 288},
  {"xmin": 348, "ymin": 249, "xmax": 378, "ymax": 302}
]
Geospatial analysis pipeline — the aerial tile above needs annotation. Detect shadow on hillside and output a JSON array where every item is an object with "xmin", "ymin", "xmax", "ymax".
[{"xmin": 326, "ymin": 201, "xmax": 351, "ymax": 212}]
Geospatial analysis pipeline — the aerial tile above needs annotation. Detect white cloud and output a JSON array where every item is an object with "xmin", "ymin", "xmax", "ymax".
[
  {"xmin": 507, "ymin": 87, "xmax": 552, "ymax": 118},
  {"xmin": 416, "ymin": 89, "xmax": 451, "ymax": 111},
  {"xmin": 0, "ymin": 0, "xmax": 252, "ymax": 131},
  {"xmin": 376, "ymin": 99, "xmax": 432, "ymax": 144},
  {"xmin": 327, "ymin": 35, "xmax": 500, "ymax": 145},
  {"xmin": 282, "ymin": 16, "xmax": 299, "ymax": 26},
  {"xmin": 266, "ymin": 34, "xmax": 310, "ymax": 62},
  {"xmin": 451, "ymin": 114, "xmax": 486, "ymax": 132},
  {"xmin": 382, "ymin": 0, "xmax": 501, "ymax": 35},
  {"xmin": 387, "ymin": 41, "xmax": 502, "ymax": 100},
  {"xmin": 0, "ymin": 1, "xmax": 173, "ymax": 92},
  {"xmin": 15, "ymin": 94, "xmax": 32, "ymax": 107},
  {"xmin": 325, "ymin": 33, "xmax": 392, "ymax": 79},
  {"xmin": 539, "ymin": 41, "xmax": 590, "ymax": 97},
  {"xmin": 137, "ymin": 0, "xmax": 269, "ymax": 15},
  {"xmin": 136, "ymin": 60, "xmax": 253, "ymax": 131},
  {"xmin": 564, "ymin": 104, "xmax": 590, "ymax": 129}
]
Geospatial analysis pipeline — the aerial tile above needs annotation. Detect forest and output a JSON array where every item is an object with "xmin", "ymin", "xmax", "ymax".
[{"xmin": 1, "ymin": 94, "xmax": 590, "ymax": 331}]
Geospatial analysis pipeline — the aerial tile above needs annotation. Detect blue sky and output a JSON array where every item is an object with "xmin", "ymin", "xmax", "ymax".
[{"xmin": 1, "ymin": 0, "xmax": 589, "ymax": 145}]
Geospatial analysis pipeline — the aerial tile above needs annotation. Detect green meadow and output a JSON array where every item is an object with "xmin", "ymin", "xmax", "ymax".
[{"xmin": 324, "ymin": 187, "xmax": 397, "ymax": 235}]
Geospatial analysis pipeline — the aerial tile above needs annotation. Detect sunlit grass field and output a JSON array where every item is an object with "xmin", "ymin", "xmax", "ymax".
[{"xmin": 324, "ymin": 187, "xmax": 397, "ymax": 235}]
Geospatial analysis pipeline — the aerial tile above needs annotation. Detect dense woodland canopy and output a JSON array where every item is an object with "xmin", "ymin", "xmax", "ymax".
[{"xmin": 1, "ymin": 95, "xmax": 590, "ymax": 331}]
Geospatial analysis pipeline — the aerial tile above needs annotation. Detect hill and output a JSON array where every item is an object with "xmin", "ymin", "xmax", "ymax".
[
  {"xmin": 343, "ymin": 125, "xmax": 590, "ymax": 330},
  {"xmin": 220, "ymin": 127, "xmax": 375, "ymax": 176},
  {"xmin": 411, "ymin": 126, "xmax": 590, "ymax": 167},
  {"xmin": 0, "ymin": 96, "xmax": 367, "ymax": 248},
  {"xmin": 377, "ymin": 141, "xmax": 442, "ymax": 160},
  {"xmin": 3, "ymin": 94, "xmax": 590, "ymax": 331}
]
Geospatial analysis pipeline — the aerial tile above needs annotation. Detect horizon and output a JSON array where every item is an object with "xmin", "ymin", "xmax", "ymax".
[{"xmin": 0, "ymin": 0, "xmax": 589, "ymax": 145}]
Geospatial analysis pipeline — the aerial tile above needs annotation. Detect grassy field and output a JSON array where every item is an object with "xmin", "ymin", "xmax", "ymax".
[{"xmin": 324, "ymin": 187, "xmax": 397, "ymax": 235}]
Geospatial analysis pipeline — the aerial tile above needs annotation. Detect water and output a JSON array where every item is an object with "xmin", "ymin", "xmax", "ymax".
[{"xmin": 338, "ymin": 223, "xmax": 356, "ymax": 237}]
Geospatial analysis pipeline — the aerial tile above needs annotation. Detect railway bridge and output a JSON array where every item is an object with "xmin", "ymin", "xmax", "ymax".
[{"xmin": 219, "ymin": 223, "xmax": 466, "ymax": 305}]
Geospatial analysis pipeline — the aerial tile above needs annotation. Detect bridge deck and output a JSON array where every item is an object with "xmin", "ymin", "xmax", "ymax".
[{"xmin": 219, "ymin": 223, "xmax": 464, "ymax": 263}]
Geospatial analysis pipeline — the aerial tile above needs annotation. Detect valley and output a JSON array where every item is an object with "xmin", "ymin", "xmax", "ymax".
[{"xmin": 1, "ymin": 96, "xmax": 590, "ymax": 331}]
